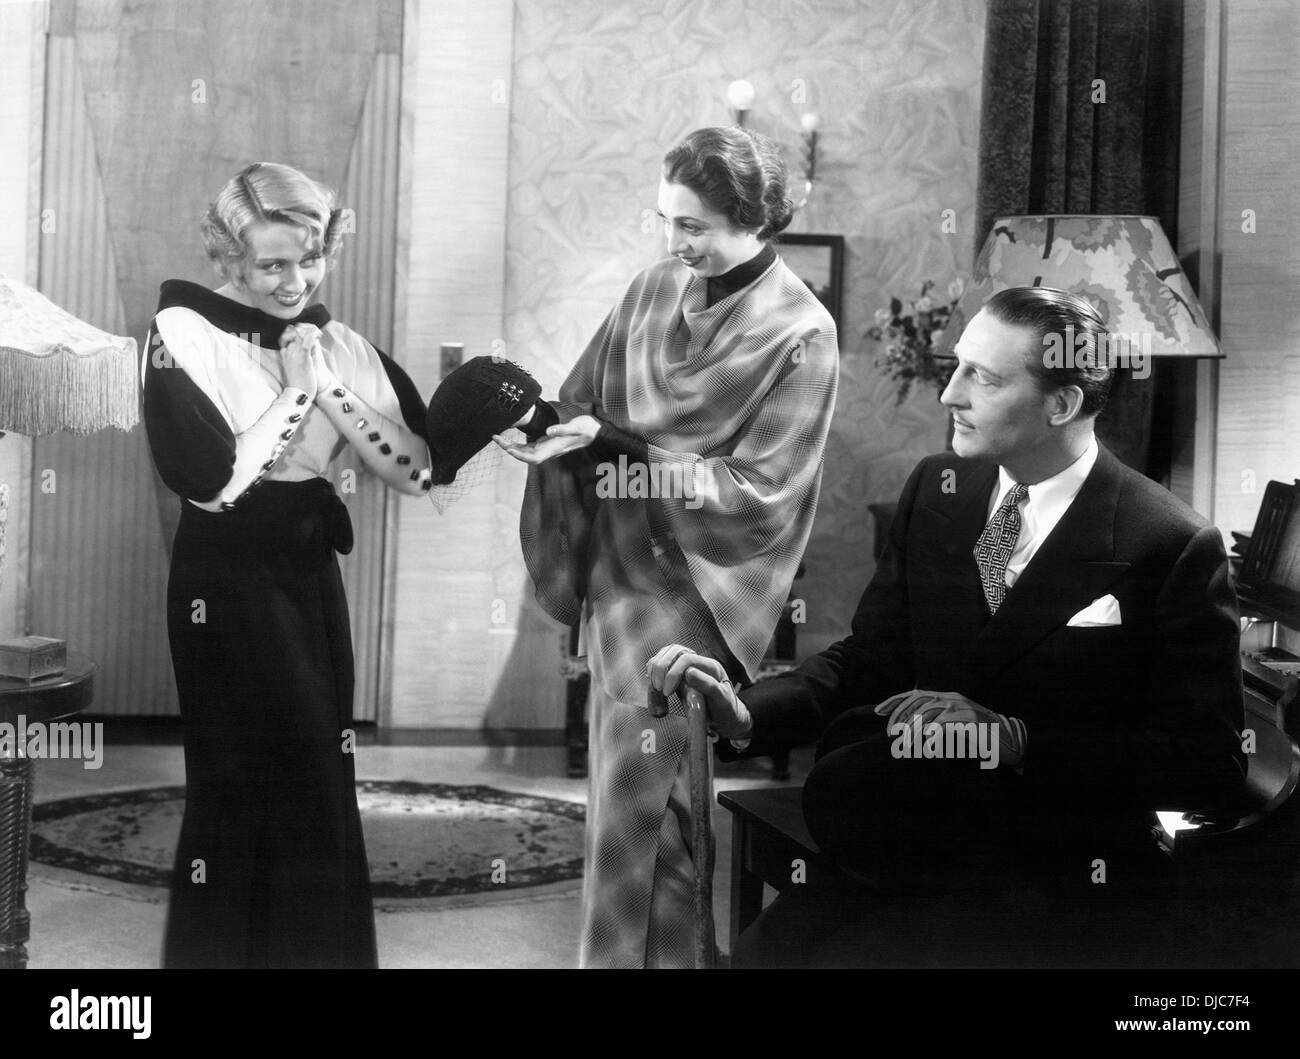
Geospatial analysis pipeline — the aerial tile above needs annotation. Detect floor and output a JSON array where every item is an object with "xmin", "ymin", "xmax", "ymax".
[{"xmin": 22, "ymin": 740, "xmax": 813, "ymax": 969}]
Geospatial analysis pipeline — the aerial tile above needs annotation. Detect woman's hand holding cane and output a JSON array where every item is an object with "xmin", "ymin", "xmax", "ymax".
[{"xmin": 646, "ymin": 644, "xmax": 753, "ymax": 741}]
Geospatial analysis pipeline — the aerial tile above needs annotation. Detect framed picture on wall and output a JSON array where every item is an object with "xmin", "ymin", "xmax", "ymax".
[{"xmin": 777, "ymin": 233, "xmax": 845, "ymax": 331}]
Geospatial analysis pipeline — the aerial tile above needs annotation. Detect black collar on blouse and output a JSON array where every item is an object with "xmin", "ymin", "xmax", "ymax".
[
  {"xmin": 156, "ymin": 279, "xmax": 332, "ymax": 349},
  {"xmin": 705, "ymin": 243, "xmax": 776, "ymax": 307}
]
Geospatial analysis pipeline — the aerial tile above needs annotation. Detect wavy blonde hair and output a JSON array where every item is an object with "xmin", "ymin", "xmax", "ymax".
[{"xmin": 200, "ymin": 162, "xmax": 346, "ymax": 283}]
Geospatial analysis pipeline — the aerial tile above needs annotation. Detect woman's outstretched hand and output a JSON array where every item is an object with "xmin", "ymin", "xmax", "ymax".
[
  {"xmin": 493, "ymin": 414, "xmax": 600, "ymax": 464},
  {"xmin": 646, "ymin": 644, "xmax": 754, "ymax": 741}
]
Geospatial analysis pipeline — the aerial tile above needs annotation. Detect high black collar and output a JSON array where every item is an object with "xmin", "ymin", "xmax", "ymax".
[
  {"xmin": 705, "ymin": 243, "xmax": 776, "ymax": 307},
  {"xmin": 156, "ymin": 279, "xmax": 332, "ymax": 349}
]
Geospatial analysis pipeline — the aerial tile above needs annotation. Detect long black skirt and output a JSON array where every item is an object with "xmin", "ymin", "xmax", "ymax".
[{"xmin": 161, "ymin": 478, "xmax": 377, "ymax": 968}]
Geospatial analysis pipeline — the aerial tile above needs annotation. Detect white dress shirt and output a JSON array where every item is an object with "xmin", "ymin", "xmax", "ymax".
[{"xmin": 982, "ymin": 437, "xmax": 1099, "ymax": 590}]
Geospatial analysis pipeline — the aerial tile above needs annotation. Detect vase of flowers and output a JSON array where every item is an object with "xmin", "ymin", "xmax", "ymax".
[{"xmin": 868, "ymin": 279, "xmax": 964, "ymax": 405}]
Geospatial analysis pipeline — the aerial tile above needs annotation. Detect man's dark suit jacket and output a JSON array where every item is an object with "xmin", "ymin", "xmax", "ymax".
[{"xmin": 738, "ymin": 444, "xmax": 1247, "ymax": 878}]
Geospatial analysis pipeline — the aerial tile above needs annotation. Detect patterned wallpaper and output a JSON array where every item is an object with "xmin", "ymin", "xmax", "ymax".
[{"xmin": 504, "ymin": 0, "xmax": 987, "ymax": 653}]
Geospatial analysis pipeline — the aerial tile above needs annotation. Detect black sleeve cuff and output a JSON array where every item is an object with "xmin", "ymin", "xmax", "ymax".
[
  {"xmin": 519, "ymin": 399, "xmax": 559, "ymax": 441},
  {"xmin": 592, "ymin": 420, "xmax": 650, "ymax": 463}
]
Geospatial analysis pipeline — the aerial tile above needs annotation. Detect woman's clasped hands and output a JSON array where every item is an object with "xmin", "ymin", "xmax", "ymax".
[{"xmin": 278, "ymin": 322, "xmax": 329, "ymax": 398}]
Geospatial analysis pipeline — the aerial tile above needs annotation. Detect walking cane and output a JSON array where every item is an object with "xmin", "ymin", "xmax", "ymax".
[
  {"xmin": 684, "ymin": 686, "xmax": 716, "ymax": 969},
  {"xmin": 648, "ymin": 682, "xmax": 716, "ymax": 969}
]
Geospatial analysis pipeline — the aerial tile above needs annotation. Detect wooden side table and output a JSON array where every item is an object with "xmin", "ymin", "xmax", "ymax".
[
  {"xmin": 0, "ymin": 653, "xmax": 95, "ymax": 969},
  {"xmin": 717, "ymin": 785, "xmax": 821, "ymax": 953}
]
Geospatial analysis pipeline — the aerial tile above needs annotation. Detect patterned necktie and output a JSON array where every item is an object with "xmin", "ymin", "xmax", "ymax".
[{"xmin": 974, "ymin": 482, "xmax": 1029, "ymax": 614}]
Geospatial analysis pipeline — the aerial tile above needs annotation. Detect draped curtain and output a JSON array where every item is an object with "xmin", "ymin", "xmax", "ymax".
[{"xmin": 975, "ymin": 0, "xmax": 1185, "ymax": 472}]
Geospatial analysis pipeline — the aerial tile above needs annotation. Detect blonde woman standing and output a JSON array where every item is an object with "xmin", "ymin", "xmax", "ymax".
[{"xmin": 143, "ymin": 162, "xmax": 435, "ymax": 967}]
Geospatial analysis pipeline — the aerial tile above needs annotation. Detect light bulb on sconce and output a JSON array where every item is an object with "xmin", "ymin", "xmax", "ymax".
[
  {"xmin": 795, "ymin": 112, "xmax": 820, "ymax": 210},
  {"xmin": 721, "ymin": 85, "xmax": 823, "ymax": 212},
  {"xmin": 726, "ymin": 79, "xmax": 755, "ymax": 126}
]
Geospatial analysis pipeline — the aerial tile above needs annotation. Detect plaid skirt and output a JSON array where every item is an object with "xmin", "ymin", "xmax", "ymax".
[{"xmin": 579, "ymin": 673, "xmax": 714, "ymax": 969}]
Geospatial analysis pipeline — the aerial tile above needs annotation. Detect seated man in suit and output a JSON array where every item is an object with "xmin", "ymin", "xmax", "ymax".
[{"xmin": 650, "ymin": 285, "xmax": 1247, "ymax": 967}]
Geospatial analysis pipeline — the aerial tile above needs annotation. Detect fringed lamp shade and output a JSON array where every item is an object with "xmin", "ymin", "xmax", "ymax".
[
  {"xmin": 933, "ymin": 215, "xmax": 1222, "ymax": 361},
  {"xmin": 0, "ymin": 276, "xmax": 138, "ymax": 606},
  {"xmin": 0, "ymin": 275, "xmax": 139, "ymax": 437}
]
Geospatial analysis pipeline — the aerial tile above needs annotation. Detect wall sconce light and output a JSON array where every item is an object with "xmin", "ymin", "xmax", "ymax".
[
  {"xmin": 795, "ymin": 111, "xmax": 820, "ymax": 210},
  {"xmin": 723, "ymin": 83, "xmax": 823, "ymax": 211},
  {"xmin": 726, "ymin": 79, "xmax": 755, "ymax": 126}
]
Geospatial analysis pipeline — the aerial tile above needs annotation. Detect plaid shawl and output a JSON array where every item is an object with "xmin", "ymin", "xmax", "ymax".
[{"xmin": 521, "ymin": 255, "xmax": 838, "ymax": 703}]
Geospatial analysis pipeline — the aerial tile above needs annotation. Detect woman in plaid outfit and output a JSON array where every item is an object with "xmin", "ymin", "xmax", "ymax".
[{"xmin": 503, "ymin": 126, "xmax": 839, "ymax": 968}]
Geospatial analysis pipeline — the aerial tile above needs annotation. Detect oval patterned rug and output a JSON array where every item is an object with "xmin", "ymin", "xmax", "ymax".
[{"xmin": 29, "ymin": 780, "xmax": 587, "ymax": 912}]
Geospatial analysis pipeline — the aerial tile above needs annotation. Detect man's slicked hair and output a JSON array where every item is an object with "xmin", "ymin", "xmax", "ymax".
[{"xmin": 983, "ymin": 286, "xmax": 1114, "ymax": 418}]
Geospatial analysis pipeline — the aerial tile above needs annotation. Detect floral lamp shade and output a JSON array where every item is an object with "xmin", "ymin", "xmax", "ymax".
[
  {"xmin": 0, "ymin": 275, "xmax": 139, "ymax": 437},
  {"xmin": 932, "ymin": 215, "xmax": 1222, "ymax": 361}
]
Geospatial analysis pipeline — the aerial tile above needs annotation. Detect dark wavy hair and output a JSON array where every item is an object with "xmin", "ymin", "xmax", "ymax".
[
  {"xmin": 983, "ymin": 286, "xmax": 1114, "ymax": 418},
  {"xmin": 662, "ymin": 126, "xmax": 793, "ymax": 241},
  {"xmin": 200, "ymin": 162, "xmax": 346, "ymax": 283}
]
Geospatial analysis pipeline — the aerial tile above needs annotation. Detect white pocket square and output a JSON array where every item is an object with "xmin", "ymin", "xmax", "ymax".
[{"xmin": 1067, "ymin": 593, "xmax": 1122, "ymax": 627}]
